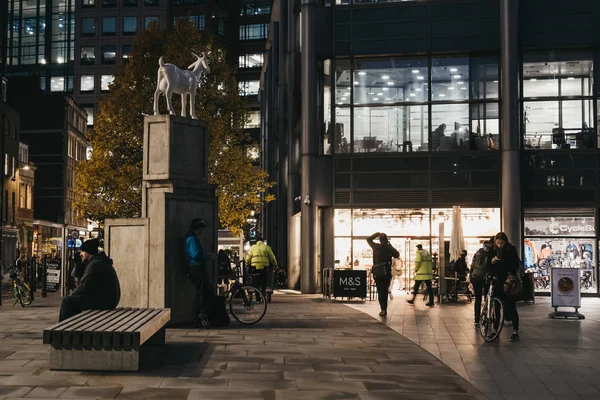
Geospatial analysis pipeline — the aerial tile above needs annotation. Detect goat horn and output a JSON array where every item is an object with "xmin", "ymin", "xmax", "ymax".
[{"xmin": 192, "ymin": 52, "xmax": 202, "ymax": 59}]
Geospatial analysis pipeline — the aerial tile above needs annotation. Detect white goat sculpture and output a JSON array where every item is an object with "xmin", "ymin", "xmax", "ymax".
[{"xmin": 153, "ymin": 52, "xmax": 210, "ymax": 119}]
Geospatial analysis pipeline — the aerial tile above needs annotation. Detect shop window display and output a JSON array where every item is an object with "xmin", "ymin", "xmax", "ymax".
[
  {"xmin": 332, "ymin": 207, "xmax": 500, "ymax": 293},
  {"xmin": 524, "ymin": 209, "xmax": 596, "ymax": 293},
  {"xmin": 523, "ymin": 52, "xmax": 594, "ymax": 149}
]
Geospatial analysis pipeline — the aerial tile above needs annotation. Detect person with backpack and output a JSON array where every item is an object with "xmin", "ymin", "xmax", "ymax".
[{"xmin": 470, "ymin": 241, "xmax": 492, "ymax": 326}]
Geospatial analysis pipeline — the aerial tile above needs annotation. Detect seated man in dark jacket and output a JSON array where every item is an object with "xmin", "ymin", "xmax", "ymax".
[{"xmin": 59, "ymin": 239, "xmax": 121, "ymax": 322}]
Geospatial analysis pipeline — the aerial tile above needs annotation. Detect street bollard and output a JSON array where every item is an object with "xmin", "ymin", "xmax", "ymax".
[
  {"xmin": 31, "ymin": 259, "xmax": 37, "ymax": 293},
  {"xmin": 28, "ymin": 259, "xmax": 35, "ymax": 302},
  {"xmin": 41, "ymin": 257, "xmax": 47, "ymax": 298}
]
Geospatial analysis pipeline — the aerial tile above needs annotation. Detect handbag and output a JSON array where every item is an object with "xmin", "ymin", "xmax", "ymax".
[
  {"xmin": 372, "ymin": 261, "xmax": 391, "ymax": 280},
  {"xmin": 504, "ymin": 274, "xmax": 523, "ymax": 299}
]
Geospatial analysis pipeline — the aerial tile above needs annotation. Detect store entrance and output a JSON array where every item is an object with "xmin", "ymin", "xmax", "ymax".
[{"xmin": 387, "ymin": 237, "xmax": 430, "ymax": 293}]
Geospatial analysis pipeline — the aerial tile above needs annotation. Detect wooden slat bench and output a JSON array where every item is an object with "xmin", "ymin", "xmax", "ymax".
[{"xmin": 43, "ymin": 308, "xmax": 170, "ymax": 371}]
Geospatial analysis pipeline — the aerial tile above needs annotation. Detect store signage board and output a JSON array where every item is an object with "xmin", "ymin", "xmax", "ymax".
[
  {"xmin": 46, "ymin": 260, "xmax": 61, "ymax": 292},
  {"xmin": 333, "ymin": 269, "xmax": 367, "ymax": 299},
  {"xmin": 551, "ymin": 267, "xmax": 581, "ymax": 308},
  {"xmin": 525, "ymin": 216, "xmax": 595, "ymax": 237}
]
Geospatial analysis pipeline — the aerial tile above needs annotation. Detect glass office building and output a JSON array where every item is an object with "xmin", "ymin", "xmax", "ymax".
[
  {"xmin": 259, "ymin": 0, "xmax": 600, "ymax": 296},
  {"xmin": 2, "ymin": 0, "xmax": 75, "ymax": 92}
]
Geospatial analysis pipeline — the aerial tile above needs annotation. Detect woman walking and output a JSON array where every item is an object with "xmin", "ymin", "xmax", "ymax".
[
  {"xmin": 488, "ymin": 232, "xmax": 521, "ymax": 342},
  {"xmin": 367, "ymin": 232, "xmax": 399, "ymax": 317}
]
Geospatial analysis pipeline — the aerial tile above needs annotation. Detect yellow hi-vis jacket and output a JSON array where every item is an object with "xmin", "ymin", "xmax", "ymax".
[
  {"xmin": 414, "ymin": 249, "xmax": 433, "ymax": 280},
  {"xmin": 245, "ymin": 241, "xmax": 278, "ymax": 270}
]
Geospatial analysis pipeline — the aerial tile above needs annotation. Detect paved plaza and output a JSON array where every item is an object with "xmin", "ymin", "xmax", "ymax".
[
  {"xmin": 1, "ymin": 284, "xmax": 599, "ymax": 400},
  {"xmin": 351, "ymin": 289, "xmax": 600, "ymax": 400}
]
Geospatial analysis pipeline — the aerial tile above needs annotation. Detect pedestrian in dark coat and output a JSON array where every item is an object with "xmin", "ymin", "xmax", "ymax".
[
  {"xmin": 58, "ymin": 239, "xmax": 121, "ymax": 322},
  {"xmin": 488, "ymin": 232, "xmax": 521, "ymax": 342},
  {"xmin": 367, "ymin": 232, "xmax": 399, "ymax": 317}
]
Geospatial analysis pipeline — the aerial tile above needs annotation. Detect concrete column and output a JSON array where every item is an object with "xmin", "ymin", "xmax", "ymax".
[
  {"xmin": 500, "ymin": 0, "xmax": 522, "ymax": 255},
  {"xmin": 300, "ymin": 0, "xmax": 318, "ymax": 293},
  {"xmin": 277, "ymin": 1, "xmax": 289, "ymax": 266}
]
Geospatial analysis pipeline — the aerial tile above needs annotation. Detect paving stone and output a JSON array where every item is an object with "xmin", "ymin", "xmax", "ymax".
[
  {"xmin": 115, "ymin": 387, "xmax": 190, "ymax": 399},
  {"xmin": 259, "ymin": 364, "xmax": 314, "ymax": 372},
  {"xmin": 0, "ymin": 386, "xmax": 33, "ymax": 398},
  {"xmin": 228, "ymin": 379, "xmax": 297, "ymax": 390},
  {"xmin": 58, "ymin": 387, "xmax": 122, "ymax": 399},
  {"xmin": 283, "ymin": 371, "xmax": 342, "ymax": 381},
  {"xmin": 186, "ymin": 389, "xmax": 271, "ymax": 400},
  {"xmin": 359, "ymin": 391, "xmax": 441, "ymax": 400},
  {"xmin": 159, "ymin": 377, "xmax": 228, "ymax": 388},
  {"xmin": 24, "ymin": 386, "xmax": 68, "ymax": 398},
  {"xmin": 277, "ymin": 390, "xmax": 360, "ymax": 400}
]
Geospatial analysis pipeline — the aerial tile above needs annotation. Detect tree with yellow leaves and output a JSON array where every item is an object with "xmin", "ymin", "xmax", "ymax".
[{"xmin": 75, "ymin": 19, "xmax": 274, "ymax": 235}]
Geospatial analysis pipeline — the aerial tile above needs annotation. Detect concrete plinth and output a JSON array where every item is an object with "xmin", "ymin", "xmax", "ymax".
[{"xmin": 105, "ymin": 115, "xmax": 217, "ymax": 325}]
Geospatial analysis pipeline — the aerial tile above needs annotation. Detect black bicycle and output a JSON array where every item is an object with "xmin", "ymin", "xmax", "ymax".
[{"xmin": 223, "ymin": 273, "xmax": 267, "ymax": 325}]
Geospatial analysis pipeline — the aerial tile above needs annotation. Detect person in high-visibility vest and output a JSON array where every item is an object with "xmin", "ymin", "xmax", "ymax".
[
  {"xmin": 407, "ymin": 244, "xmax": 434, "ymax": 307},
  {"xmin": 245, "ymin": 236, "xmax": 278, "ymax": 296}
]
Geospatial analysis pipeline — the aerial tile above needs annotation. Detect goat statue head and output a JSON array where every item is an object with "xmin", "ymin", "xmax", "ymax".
[{"xmin": 189, "ymin": 52, "xmax": 210, "ymax": 75}]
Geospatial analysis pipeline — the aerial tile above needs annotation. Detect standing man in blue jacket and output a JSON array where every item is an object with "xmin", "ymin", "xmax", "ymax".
[{"xmin": 184, "ymin": 218, "xmax": 214, "ymax": 327}]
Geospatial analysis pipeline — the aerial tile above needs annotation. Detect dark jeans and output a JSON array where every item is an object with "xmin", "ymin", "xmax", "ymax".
[
  {"xmin": 471, "ymin": 278, "xmax": 485, "ymax": 322},
  {"xmin": 59, "ymin": 295, "xmax": 112, "ymax": 322},
  {"xmin": 491, "ymin": 286, "xmax": 520, "ymax": 331},
  {"xmin": 375, "ymin": 277, "xmax": 391, "ymax": 311},
  {"xmin": 503, "ymin": 297, "xmax": 520, "ymax": 330},
  {"xmin": 59, "ymin": 295, "xmax": 87, "ymax": 322},
  {"xmin": 413, "ymin": 279, "xmax": 434, "ymax": 303},
  {"xmin": 250, "ymin": 267, "xmax": 268, "ymax": 294},
  {"xmin": 189, "ymin": 267, "xmax": 214, "ymax": 317}
]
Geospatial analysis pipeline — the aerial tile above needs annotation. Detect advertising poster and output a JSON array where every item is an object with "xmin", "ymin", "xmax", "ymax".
[
  {"xmin": 551, "ymin": 267, "xmax": 581, "ymax": 308},
  {"xmin": 333, "ymin": 270, "xmax": 367, "ymax": 298},
  {"xmin": 46, "ymin": 260, "xmax": 61, "ymax": 292}
]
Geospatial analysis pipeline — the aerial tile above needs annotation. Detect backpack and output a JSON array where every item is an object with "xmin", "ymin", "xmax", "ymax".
[
  {"xmin": 470, "ymin": 249, "xmax": 488, "ymax": 280},
  {"xmin": 517, "ymin": 257, "xmax": 525, "ymax": 278},
  {"xmin": 207, "ymin": 295, "xmax": 230, "ymax": 327}
]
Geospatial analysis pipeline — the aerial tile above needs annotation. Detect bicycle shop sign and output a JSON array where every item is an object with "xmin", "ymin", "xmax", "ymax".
[{"xmin": 525, "ymin": 216, "xmax": 595, "ymax": 237}]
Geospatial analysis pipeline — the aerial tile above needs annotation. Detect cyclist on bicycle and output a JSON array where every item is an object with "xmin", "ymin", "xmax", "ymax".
[
  {"xmin": 488, "ymin": 232, "xmax": 521, "ymax": 342},
  {"xmin": 245, "ymin": 236, "xmax": 278, "ymax": 297}
]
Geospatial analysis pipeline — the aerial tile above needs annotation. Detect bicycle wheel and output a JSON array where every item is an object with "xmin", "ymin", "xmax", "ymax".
[
  {"xmin": 229, "ymin": 285, "xmax": 267, "ymax": 325},
  {"xmin": 13, "ymin": 283, "xmax": 23, "ymax": 306},
  {"xmin": 479, "ymin": 297, "xmax": 504, "ymax": 342},
  {"xmin": 17, "ymin": 282, "xmax": 32, "ymax": 306}
]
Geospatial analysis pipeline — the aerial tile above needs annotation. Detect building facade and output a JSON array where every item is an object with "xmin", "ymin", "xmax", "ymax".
[
  {"xmin": 7, "ymin": 77, "xmax": 88, "ymax": 261},
  {"xmin": 0, "ymin": 77, "xmax": 25, "ymax": 272},
  {"xmin": 260, "ymin": 0, "xmax": 600, "ymax": 295},
  {"xmin": 1, "ymin": 0, "xmax": 75, "ymax": 93}
]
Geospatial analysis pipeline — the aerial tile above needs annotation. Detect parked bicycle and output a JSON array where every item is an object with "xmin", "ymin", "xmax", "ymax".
[
  {"xmin": 222, "ymin": 272, "xmax": 267, "ymax": 325},
  {"xmin": 479, "ymin": 275, "xmax": 503, "ymax": 342},
  {"xmin": 581, "ymin": 270, "xmax": 593, "ymax": 291},
  {"xmin": 8, "ymin": 265, "xmax": 32, "ymax": 307}
]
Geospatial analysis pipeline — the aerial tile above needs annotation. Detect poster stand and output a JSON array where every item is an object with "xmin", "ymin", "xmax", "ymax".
[{"xmin": 548, "ymin": 267, "xmax": 585, "ymax": 320}]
